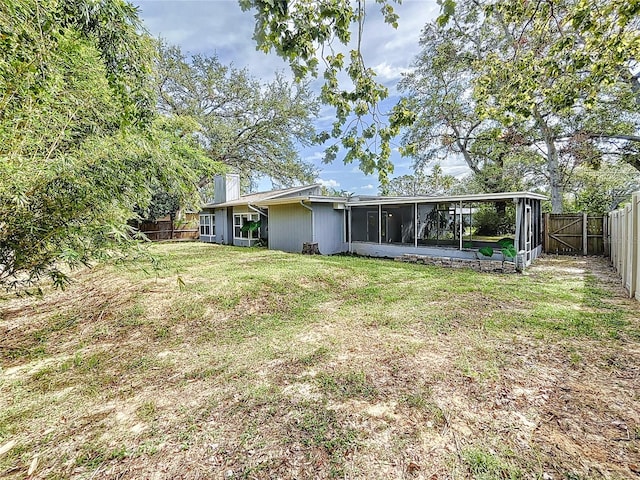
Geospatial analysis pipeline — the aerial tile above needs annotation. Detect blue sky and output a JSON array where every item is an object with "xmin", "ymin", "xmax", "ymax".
[{"xmin": 133, "ymin": 0, "xmax": 470, "ymax": 193}]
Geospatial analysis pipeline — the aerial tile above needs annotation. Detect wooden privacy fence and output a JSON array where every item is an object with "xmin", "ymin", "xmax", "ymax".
[
  {"xmin": 543, "ymin": 213, "xmax": 606, "ymax": 256},
  {"xmin": 609, "ymin": 192, "xmax": 640, "ymax": 300},
  {"xmin": 139, "ymin": 221, "xmax": 198, "ymax": 241},
  {"xmin": 136, "ymin": 213, "xmax": 199, "ymax": 241}
]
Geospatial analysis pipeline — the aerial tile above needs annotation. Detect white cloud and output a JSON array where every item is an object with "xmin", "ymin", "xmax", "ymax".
[
  {"xmin": 134, "ymin": 0, "xmax": 441, "ymax": 196},
  {"xmin": 304, "ymin": 151, "xmax": 325, "ymax": 162},
  {"xmin": 317, "ymin": 178, "xmax": 340, "ymax": 188},
  {"xmin": 371, "ymin": 62, "xmax": 410, "ymax": 82},
  {"xmin": 135, "ymin": 0, "xmax": 290, "ymax": 81}
]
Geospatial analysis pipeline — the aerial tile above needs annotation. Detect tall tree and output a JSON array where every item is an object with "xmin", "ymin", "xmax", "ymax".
[
  {"xmin": 240, "ymin": 0, "xmax": 640, "ymax": 190},
  {"xmin": 239, "ymin": 0, "xmax": 411, "ymax": 185},
  {"xmin": 400, "ymin": 0, "xmax": 639, "ymax": 212},
  {"xmin": 397, "ymin": 17, "xmax": 518, "ymax": 194},
  {"xmin": 0, "ymin": 1, "xmax": 215, "ymax": 291},
  {"xmin": 475, "ymin": 0, "xmax": 639, "ymax": 211},
  {"xmin": 386, "ymin": 165, "xmax": 459, "ymax": 196},
  {"xmin": 156, "ymin": 44, "xmax": 318, "ymax": 188}
]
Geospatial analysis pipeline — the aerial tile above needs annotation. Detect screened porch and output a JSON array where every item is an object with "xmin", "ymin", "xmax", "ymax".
[{"xmin": 347, "ymin": 193, "xmax": 545, "ymax": 268}]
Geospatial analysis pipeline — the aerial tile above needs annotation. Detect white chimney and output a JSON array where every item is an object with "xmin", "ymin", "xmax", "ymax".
[{"xmin": 213, "ymin": 174, "xmax": 240, "ymax": 204}]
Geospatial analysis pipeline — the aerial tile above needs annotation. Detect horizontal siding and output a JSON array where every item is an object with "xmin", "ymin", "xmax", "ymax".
[
  {"xmin": 313, "ymin": 203, "xmax": 347, "ymax": 254},
  {"xmin": 268, "ymin": 204, "xmax": 312, "ymax": 253}
]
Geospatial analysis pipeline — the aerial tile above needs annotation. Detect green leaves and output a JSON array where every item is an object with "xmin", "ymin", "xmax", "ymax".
[
  {"xmin": 498, "ymin": 238, "xmax": 517, "ymax": 259},
  {"xmin": 240, "ymin": 220, "xmax": 262, "ymax": 233},
  {"xmin": 475, "ymin": 0, "xmax": 640, "ymax": 117},
  {"xmin": 0, "ymin": 1, "xmax": 214, "ymax": 292},
  {"xmin": 479, "ymin": 242, "xmax": 516, "ymax": 260},
  {"xmin": 241, "ymin": 0, "xmax": 402, "ymax": 185},
  {"xmin": 402, "ymin": 0, "xmax": 640, "ymax": 214},
  {"xmin": 436, "ymin": 0, "xmax": 456, "ymax": 27},
  {"xmin": 156, "ymin": 44, "xmax": 318, "ymax": 187}
]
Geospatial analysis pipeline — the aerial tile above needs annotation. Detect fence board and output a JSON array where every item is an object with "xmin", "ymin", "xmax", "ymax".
[
  {"xmin": 135, "ymin": 213, "xmax": 199, "ymax": 242},
  {"xmin": 609, "ymin": 192, "xmax": 640, "ymax": 300},
  {"xmin": 543, "ymin": 214, "xmax": 604, "ymax": 255}
]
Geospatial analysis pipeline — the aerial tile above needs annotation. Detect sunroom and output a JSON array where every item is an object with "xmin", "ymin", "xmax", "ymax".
[{"xmin": 347, "ymin": 192, "xmax": 546, "ymax": 268}]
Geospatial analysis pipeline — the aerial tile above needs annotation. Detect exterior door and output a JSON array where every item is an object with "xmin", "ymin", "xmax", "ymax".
[{"xmin": 367, "ymin": 211, "xmax": 378, "ymax": 242}]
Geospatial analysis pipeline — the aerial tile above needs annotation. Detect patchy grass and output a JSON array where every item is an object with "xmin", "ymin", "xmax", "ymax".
[{"xmin": 1, "ymin": 243, "xmax": 639, "ymax": 479}]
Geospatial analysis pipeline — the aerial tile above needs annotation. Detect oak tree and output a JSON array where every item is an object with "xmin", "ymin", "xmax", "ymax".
[{"xmin": 156, "ymin": 44, "xmax": 319, "ymax": 188}]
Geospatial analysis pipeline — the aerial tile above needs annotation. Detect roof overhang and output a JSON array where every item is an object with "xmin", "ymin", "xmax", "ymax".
[
  {"xmin": 204, "ymin": 199, "xmax": 255, "ymax": 208},
  {"xmin": 203, "ymin": 184, "xmax": 322, "ymax": 209},
  {"xmin": 204, "ymin": 191, "xmax": 546, "ymax": 209},
  {"xmin": 255, "ymin": 195, "xmax": 349, "ymax": 207},
  {"xmin": 346, "ymin": 191, "xmax": 547, "ymax": 207}
]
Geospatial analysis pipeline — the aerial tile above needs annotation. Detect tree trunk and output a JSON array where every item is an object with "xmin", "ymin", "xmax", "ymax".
[
  {"xmin": 534, "ymin": 109, "xmax": 563, "ymax": 213},
  {"xmin": 169, "ymin": 213, "xmax": 175, "ymax": 240},
  {"xmin": 546, "ymin": 141, "xmax": 563, "ymax": 213}
]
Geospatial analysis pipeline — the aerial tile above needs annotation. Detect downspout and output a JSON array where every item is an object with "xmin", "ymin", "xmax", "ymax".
[
  {"xmin": 247, "ymin": 204, "xmax": 267, "ymax": 246},
  {"xmin": 300, "ymin": 200, "xmax": 314, "ymax": 243}
]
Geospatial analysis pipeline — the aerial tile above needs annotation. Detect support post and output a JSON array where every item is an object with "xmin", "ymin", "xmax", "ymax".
[
  {"xmin": 459, "ymin": 201, "xmax": 463, "ymax": 250},
  {"xmin": 414, "ymin": 203, "xmax": 418, "ymax": 248},
  {"xmin": 631, "ymin": 193, "xmax": 639, "ymax": 298},
  {"xmin": 514, "ymin": 200, "xmax": 522, "ymax": 268},
  {"xmin": 378, "ymin": 205, "xmax": 382, "ymax": 244},
  {"xmin": 348, "ymin": 207, "xmax": 352, "ymax": 254}
]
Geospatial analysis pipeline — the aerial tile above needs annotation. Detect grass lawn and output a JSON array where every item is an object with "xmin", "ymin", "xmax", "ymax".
[{"xmin": 1, "ymin": 242, "xmax": 639, "ymax": 479}]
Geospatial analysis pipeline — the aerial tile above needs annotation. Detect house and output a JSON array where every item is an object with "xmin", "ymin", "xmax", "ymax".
[
  {"xmin": 199, "ymin": 174, "xmax": 347, "ymax": 254},
  {"xmin": 200, "ymin": 174, "xmax": 546, "ymax": 268}
]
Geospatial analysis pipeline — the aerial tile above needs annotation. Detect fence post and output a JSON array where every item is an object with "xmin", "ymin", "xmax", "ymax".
[
  {"xmin": 544, "ymin": 212, "xmax": 550, "ymax": 253},
  {"xmin": 610, "ymin": 212, "xmax": 615, "ymax": 267},
  {"xmin": 632, "ymin": 193, "xmax": 639, "ymax": 299},
  {"xmin": 603, "ymin": 214, "xmax": 609, "ymax": 257},
  {"xmin": 582, "ymin": 212, "xmax": 588, "ymax": 255}
]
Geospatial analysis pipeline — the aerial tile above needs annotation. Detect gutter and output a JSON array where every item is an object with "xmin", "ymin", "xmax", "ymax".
[
  {"xmin": 299, "ymin": 200, "xmax": 315, "ymax": 243},
  {"xmin": 247, "ymin": 204, "xmax": 267, "ymax": 217}
]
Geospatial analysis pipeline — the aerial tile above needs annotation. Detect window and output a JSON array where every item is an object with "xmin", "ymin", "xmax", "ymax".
[
  {"xmin": 199, "ymin": 214, "xmax": 214, "ymax": 236},
  {"xmin": 234, "ymin": 213, "xmax": 260, "ymax": 239}
]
